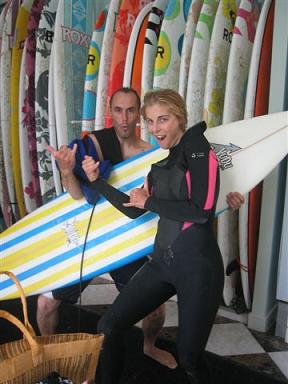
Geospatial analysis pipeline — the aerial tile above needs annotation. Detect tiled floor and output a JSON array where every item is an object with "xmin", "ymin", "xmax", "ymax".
[{"xmin": 79, "ymin": 276, "xmax": 288, "ymax": 383}]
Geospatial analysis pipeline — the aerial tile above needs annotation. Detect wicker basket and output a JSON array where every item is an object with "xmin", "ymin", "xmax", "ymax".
[{"xmin": 0, "ymin": 271, "xmax": 104, "ymax": 384}]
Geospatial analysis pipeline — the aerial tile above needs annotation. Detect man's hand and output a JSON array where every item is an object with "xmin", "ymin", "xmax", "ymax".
[
  {"xmin": 47, "ymin": 144, "xmax": 83, "ymax": 199},
  {"xmin": 47, "ymin": 144, "xmax": 77, "ymax": 177},
  {"xmin": 82, "ymin": 155, "xmax": 100, "ymax": 182},
  {"xmin": 226, "ymin": 192, "xmax": 245, "ymax": 211},
  {"xmin": 123, "ymin": 177, "xmax": 150, "ymax": 209}
]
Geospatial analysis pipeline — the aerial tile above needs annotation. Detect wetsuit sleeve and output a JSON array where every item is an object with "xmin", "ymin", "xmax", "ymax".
[
  {"xmin": 144, "ymin": 134, "xmax": 219, "ymax": 223},
  {"xmin": 90, "ymin": 178, "xmax": 146, "ymax": 219}
]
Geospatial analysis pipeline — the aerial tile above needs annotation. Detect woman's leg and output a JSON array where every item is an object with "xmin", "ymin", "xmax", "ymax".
[
  {"xmin": 97, "ymin": 258, "xmax": 175, "ymax": 384},
  {"xmin": 174, "ymin": 239, "xmax": 224, "ymax": 382}
]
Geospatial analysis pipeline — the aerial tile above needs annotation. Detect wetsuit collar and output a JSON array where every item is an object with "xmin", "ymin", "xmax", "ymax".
[{"xmin": 169, "ymin": 121, "xmax": 207, "ymax": 153}]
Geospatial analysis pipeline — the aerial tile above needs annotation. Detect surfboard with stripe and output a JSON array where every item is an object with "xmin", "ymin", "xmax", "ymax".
[
  {"xmin": 1, "ymin": 112, "xmax": 287, "ymax": 300},
  {"xmin": 82, "ymin": 7, "xmax": 108, "ymax": 134},
  {"xmin": 123, "ymin": 2, "xmax": 153, "ymax": 94}
]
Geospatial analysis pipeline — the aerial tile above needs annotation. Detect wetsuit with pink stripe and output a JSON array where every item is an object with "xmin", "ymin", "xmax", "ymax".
[{"xmin": 96, "ymin": 122, "xmax": 224, "ymax": 383}]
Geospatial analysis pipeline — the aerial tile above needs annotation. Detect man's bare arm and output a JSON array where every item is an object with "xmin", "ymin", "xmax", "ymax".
[{"xmin": 47, "ymin": 144, "xmax": 83, "ymax": 200}]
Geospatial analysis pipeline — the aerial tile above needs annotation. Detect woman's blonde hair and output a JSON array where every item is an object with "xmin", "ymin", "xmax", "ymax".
[{"xmin": 141, "ymin": 89, "xmax": 187, "ymax": 131}]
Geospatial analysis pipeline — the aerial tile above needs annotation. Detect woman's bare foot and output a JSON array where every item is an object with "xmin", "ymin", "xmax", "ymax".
[{"xmin": 144, "ymin": 344, "xmax": 178, "ymax": 369}]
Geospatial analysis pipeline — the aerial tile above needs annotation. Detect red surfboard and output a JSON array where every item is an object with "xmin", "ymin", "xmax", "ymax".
[{"xmin": 248, "ymin": 0, "xmax": 275, "ymax": 297}]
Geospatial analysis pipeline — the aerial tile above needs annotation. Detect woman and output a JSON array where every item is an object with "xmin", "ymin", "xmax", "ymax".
[{"xmin": 83, "ymin": 89, "xmax": 224, "ymax": 384}]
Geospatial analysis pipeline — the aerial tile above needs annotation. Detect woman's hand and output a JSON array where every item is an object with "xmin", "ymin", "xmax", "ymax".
[
  {"xmin": 82, "ymin": 155, "xmax": 100, "ymax": 182},
  {"xmin": 226, "ymin": 192, "xmax": 245, "ymax": 211},
  {"xmin": 47, "ymin": 144, "xmax": 77, "ymax": 177},
  {"xmin": 124, "ymin": 177, "xmax": 150, "ymax": 209}
]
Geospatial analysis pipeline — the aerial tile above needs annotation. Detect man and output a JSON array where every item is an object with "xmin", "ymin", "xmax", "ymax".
[{"xmin": 37, "ymin": 87, "xmax": 244, "ymax": 369}]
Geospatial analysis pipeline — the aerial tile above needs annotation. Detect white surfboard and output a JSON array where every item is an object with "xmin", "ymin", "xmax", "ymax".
[
  {"xmin": 95, "ymin": 0, "xmax": 121, "ymax": 131},
  {"xmin": 35, "ymin": 0, "xmax": 59, "ymax": 204},
  {"xmin": 153, "ymin": 0, "xmax": 190, "ymax": 91},
  {"xmin": 203, "ymin": 0, "xmax": 240, "ymax": 128},
  {"xmin": 186, "ymin": 0, "xmax": 219, "ymax": 127},
  {"xmin": 51, "ymin": 0, "xmax": 66, "ymax": 146},
  {"xmin": 178, "ymin": 0, "xmax": 203, "ymax": 98},
  {"xmin": 217, "ymin": 0, "xmax": 262, "ymax": 307},
  {"xmin": 222, "ymin": 0, "xmax": 262, "ymax": 124},
  {"xmin": 202, "ymin": 0, "xmax": 240, "ymax": 307},
  {"xmin": 48, "ymin": 41, "xmax": 62, "ymax": 195},
  {"xmin": 0, "ymin": 112, "xmax": 287, "ymax": 300}
]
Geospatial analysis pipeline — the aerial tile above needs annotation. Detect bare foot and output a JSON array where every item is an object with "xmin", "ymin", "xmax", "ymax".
[{"xmin": 144, "ymin": 345, "xmax": 178, "ymax": 369}]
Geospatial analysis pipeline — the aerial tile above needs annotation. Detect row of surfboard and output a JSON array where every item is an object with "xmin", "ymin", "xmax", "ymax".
[{"xmin": 0, "ymin": 0, "xmax": 283, "ymax": 309}]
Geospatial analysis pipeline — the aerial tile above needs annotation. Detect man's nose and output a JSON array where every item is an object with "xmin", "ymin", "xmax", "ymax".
[{"xmin": 121, "ymin": 110, "xmax": 128, "ymax": 121}]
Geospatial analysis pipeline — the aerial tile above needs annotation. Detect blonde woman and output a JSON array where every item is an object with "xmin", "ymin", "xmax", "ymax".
[{"xmin": 83, "ymin": 89, "xmax": 237, "ymax": 384}]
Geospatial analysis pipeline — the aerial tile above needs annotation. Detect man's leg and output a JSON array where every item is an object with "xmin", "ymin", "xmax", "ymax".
[
  {"xmin": 142, "ymin": 303, "xmax": 177, "ymax": 369},
  {"xmin": 37, "ymin": 294, "xmax": 61, "ymax": 335},
  {"xmin": 37, "ymin": 280, "xmax": 91, "ymax": 335}
]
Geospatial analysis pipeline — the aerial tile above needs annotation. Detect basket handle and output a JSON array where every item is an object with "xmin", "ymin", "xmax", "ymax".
[
  {"xmin": 0, "ymin": 271, "xmax": 36, "ymax": 337},
  {"xmin": 0, "ymin": 310, "xmax": 43, "ymax": 366}
]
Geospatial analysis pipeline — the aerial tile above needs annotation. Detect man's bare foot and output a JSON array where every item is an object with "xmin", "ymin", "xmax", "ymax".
[{"xmin": 144, "ymin": 345, "xmax": 178, "ymax": 369}]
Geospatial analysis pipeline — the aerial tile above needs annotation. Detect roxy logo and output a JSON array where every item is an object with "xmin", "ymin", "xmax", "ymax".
[
  {"xmin": 61, "ymin": 26, "xmax": 90, "ymax": 48},
  {"xmin": 210, "ymin": 143, "xmax": 241, "ymax": 170},
  {"xmin": 62, "ymin": 219, "xmax": 80, "ymax": 246}
]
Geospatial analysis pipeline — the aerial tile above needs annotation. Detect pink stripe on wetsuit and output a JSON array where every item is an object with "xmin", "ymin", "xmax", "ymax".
[{"xmin": 182, "ymin": 149, "xmax": 218, "ymax": 230}]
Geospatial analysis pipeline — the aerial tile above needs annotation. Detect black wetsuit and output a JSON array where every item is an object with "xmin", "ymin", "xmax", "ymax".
[
  {"xmin": 95, "ymin": 123, "xmax": 224, "ymax": 383},
  {"xmin": 52, "ymin": 127, "xmax": 148, "ymax": 302}
]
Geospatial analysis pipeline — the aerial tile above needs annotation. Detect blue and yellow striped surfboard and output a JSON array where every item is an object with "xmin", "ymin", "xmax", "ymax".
[
  {"xmin": 0, "ymin": 148, "xmax": 167, "ymax": 300},
  {"xmin": 1, "ymin": 112, "xmax": 287, "ymax": 300}
]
